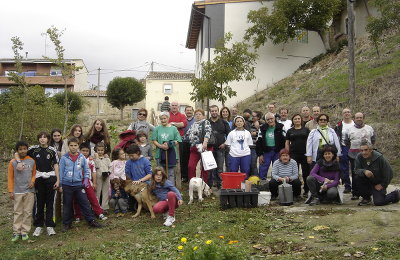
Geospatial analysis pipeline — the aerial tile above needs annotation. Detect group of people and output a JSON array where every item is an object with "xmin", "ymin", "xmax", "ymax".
[
  {"xmin": 172, "ymin": 103, "xmax": 399, "ymax": 207},
  {"xmin": 7, "ymin": 115, "xmax": 182, "ymax": 242},
  {"xmin": 7, "ymin": 101, "xmax": 399, "ymax": 242}
]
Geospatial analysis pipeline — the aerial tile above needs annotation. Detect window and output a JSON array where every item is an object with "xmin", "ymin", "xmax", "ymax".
[
  {"xmin": 132, "ymin": 108, "xmax": 139, "ymax": 120},
  {"xmin": 295, "ymin": 30, "xmax": 308, "ymax": 43},
  {"xmin": 50, "ymin": 69, "xmax": 62, "ymax": 76},
  {"xmin": 0, "ymin": 88, "xmax": 10, "ymax": 94},
  {"xmin": 45, "ymin": 88, "xmax": 64, "ymax": 97},
  {"xmin": 179, "ymin": 105, "xmax": 186, "ymax": 114},
  {"xmin": 163, "ymin": 84, "xmax": 172, "ymax": 94}
]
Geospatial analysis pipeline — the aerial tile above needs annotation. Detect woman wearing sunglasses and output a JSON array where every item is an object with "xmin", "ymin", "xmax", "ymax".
[
  {"xmin": 306, "ymin": 114, "xmax": 341, "ymax": 166},
  {"xmin": 128, "ymin": 108, "xmax": 155, "ymax": 136}
]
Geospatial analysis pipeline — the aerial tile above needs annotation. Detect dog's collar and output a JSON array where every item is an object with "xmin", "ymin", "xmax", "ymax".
[{"xmin": 140, "ymin": 186, "xmax": 146, "ymax": 193}]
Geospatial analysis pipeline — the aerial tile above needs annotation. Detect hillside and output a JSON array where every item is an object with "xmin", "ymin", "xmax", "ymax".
[{"xmin": 237, "ymin": 32, "xmax": 400, "ymax": 173}]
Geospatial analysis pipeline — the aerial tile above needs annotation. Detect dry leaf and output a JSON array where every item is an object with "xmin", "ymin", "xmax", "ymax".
[
  {"xmin": 313, "ymin": 225, "xmax": 330, "ymax": 231},
  {"xmin": 253, "ymin": 244, "xmax": 263, "ymax": 250},
  {"xmin": 343, "ymin": 252, "xmax": 351, "ymax": 257}
]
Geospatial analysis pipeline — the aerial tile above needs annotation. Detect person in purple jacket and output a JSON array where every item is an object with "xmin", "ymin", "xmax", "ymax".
[
  {"xmin": 150, "ymin": 166, "xmax": 183, "ymax": 227},
  {"xmin": 306, "ymin": 145, "xmax": 341, "ymax": 206}
]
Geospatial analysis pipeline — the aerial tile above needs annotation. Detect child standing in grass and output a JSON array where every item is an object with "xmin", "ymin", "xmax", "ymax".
[
  {"xmin": 8, "ymin": 141, "xmax": 36, "ymax": 242},
  {"xmin": 150, "ymin": 167, "xmax": 183, "ymax": 227},
  {"xmin": 137, "ymin": 131, "xmax": 153, "ymax": 161},
  {"xmin": 110, "ymin": 148, "xmax": 127, "ymax": 180},
  {"xmin": 73, "ymin": 143, "xmax": 107, "ymax": 221},
  {"xmin": 94, "ymin": 142, "xmax": 111, "ymax": 212},
  {"xmin": 59, "ymin": 137, "xmax": 102, "ymax": 232}
]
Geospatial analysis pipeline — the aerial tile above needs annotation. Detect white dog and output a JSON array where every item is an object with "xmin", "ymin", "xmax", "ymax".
[{"xmin": 188, "ymin": 177, "xmax": 212, "ymax": 204}]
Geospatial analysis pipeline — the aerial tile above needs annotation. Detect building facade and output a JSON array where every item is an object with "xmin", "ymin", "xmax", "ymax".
[{"xmin": 0, "ymin": 59, "xmax": 88, "ymax": 95}]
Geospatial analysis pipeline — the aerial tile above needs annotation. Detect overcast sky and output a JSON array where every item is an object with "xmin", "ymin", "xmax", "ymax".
[{"xmin": 0, "ymin": 0, "xmax": 195, "ymax": 90}]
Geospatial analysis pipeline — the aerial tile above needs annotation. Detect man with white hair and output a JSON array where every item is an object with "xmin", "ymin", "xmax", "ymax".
[{"xmin": 354, "ymin": 140, "xmax": 399, "ymax": 206}]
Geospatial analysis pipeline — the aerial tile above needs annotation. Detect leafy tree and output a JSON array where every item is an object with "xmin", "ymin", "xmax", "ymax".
[
  {"xmin": 106, "ymin": 77, "xmax": 146, "ymax": 120},
  {"xmin": 45, "ymin": 26, "xmax": 82, "ymax": 134},
  {"xmin": 52, "ymin": 91, "xmax": 83, "ymax": 114},
  {"xmin": 0, "ymin": 86, "xmax": 64, "ymax": 154},
  {"xmin": 245, "ymin": 0, "xmax": 343, "ymax": 51},
  {"xmin": 8, "ymin": 36, "xmax": 29, "ymax": 139},
  {"xmin": 366, "ymin": 0, "xmax": 400, "ymax": 48},
  {"xmin": 190, "ymin": 33, "xmax": 258, "ymax": 107}
]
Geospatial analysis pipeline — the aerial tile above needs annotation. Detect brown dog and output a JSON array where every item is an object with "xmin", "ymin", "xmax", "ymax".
[{"xmin": 124, "ymin": 180, "xmax": 158, "ymax": 218}]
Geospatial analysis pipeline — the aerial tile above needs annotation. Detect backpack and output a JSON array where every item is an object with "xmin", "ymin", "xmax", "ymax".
[{"xmin": 200, "ymin": 120, "xmax": 216, "ymax": 145}]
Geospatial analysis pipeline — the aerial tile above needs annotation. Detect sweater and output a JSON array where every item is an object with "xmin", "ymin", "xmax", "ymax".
[
  {"xmin": 271, "ymin": 159, "xmax": 299, "ymax": 181},
  {"xmin": 110, "ymin": 160, "xmax": 126, "ymax": 180},
  {"xmin": 128, "ymin": 120, "xmax": 155, "ymax": 135},
  {"xmin": 8, "ymin": 157, "xmax": 36, "ymax": 193},
  {"xmin": 59, "ymin": 153, "xmax": 90, "ymax": 186},
  {"xmin": 152, "ymin": 180, "xmax": 182, "ymax": 201},
  {"xmin": 125, "ymin": 156, "xmax": 152, "ymax": 181},
  {"xmin": 354, "ymin": 150, "xmax": 392, "ymax": 188},
  {"xmin": 306, "ymin": 127, "xmax": 342, "ymax": 162},
  {"xmin": 310, "ymin": 163, "xmax": 340, "ymax": 189}
]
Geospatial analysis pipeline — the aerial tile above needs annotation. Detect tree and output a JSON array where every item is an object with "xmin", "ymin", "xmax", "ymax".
[
  {"xmin": 106, "ymin": 77, "xmax": 146, "ymax": 120},
  {"xmin": 366, "ymin": 0, "xmax": 400, "ymax": 52},
  {"xmin": 8, "ymin": 36, "xmax": 29, "ymax": 140},
  {"xmin": 45, "ymin": 26, "xmax": 82, "ymax": 134},
  {"xmin": 244, "ymin": 0, "xmax": 343, "ymax": 51},
  {"xmin": 52, "ymin": 91, "xmax": 84, "ymax": 114},
  {"xmin": 190, "ymin": 33, "xmax": 258, "ymax": 107}
]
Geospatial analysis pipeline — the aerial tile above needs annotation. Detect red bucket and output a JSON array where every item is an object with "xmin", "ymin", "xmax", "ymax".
[{"xmin": 221, "ymin": 172, "xmax": 246, "ymax": 189}]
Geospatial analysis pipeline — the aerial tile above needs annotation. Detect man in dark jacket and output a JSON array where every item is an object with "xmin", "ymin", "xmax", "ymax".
[
  {"xmin": 209, "ymin": 105, "xmax": 231, "ymax": 188},
  {"xmin": 256, "ymin": 112, "xmax": 286, "ymax": 180},
  {"xmin": 355, "ymin": 140, "xmax": 399, "ymax": 206}
]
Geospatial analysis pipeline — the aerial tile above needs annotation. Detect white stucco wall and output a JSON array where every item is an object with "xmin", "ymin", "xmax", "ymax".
[
  {"xmin": 145, "ymin": 79, "xmax": 196, "ymax": 117},
  {"xmin": 196, "ymin": 1, "xmax": 327, "ymax": 108},
  {"xmin": 73, "ymin": 59, "xmax": 89, "ymax": 92}
]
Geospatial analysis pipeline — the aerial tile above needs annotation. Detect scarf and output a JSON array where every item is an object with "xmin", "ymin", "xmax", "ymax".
[
  {"xmin": 90, "ymin": 131, "xmax": 104, "ymax": 144},
  {"xmin": 354, "ymin": 122, "xmax": 365, "ymax": 129},
  {"xmin": 317, "ymin": 158, "xmax": 340, "ymax": 172}
]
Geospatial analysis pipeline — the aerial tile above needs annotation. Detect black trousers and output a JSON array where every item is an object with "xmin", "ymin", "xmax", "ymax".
[
  {"xmin": 34, "ymin": 176, "xmax": 57, "ymax": 227},
  {"xmin": 291, "ymin": 153, "xmax": 310, "ymax": 194},
  {"xmin": 269, "ymin": 178, "xmax": 302, "ymax": 198},
  {"xmin": 355, "ymin": 175, "xmax": 399, "ymax": 206},
  {"xmin": 180, "ymin": 141, "xmax": 191, "ymax": 181}
]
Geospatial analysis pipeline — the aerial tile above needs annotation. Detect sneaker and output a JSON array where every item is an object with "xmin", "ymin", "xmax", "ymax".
[
  {"xmin": 33, "ymin": 227, "xmax": 43, "ymax": 237},
  {"xmin": 163, "ymin": 212, "xmax": 169, "ymax": 220},
  {"xmin": 163, "ymin": 215, "xmax": 175, "ymax": 227},
  {"xmin": 358, "ymin": 198, "xmax": 371, "ymax": 206},
  {"xmin": 343, "ymin": 188, "xmax": 352, "ymax": 194},
  {"xmin": 351, "ymin": 195, "xmax": 359, "ymax": 200},
  {"xmin": 62, "ymin": 224, "xmax": 71, "ymax": 233},
  {"xmin": 99, "ymin": 214, "xmax": 108, "ymax": 220},
  {"xmin": 21, "ymin": 234, "xmax": 29, "ymax": 241},
  {"xmin": 89, "ymin": 220, "xmax": 103, "ymax": 228},
  {"xmin": 11, "ymin": 234, "xmax": 20, "ymax": 242},
  {"xmin": 309, "ymin": 197, "xmax": 320, "ymax": 206},
  {"xmin": 46, "ymin": 227, "xmax": 56, "ymax": 236},
  {"xmin": 74, "ymin": 218, "xmax": 80, "ymax": 223}
]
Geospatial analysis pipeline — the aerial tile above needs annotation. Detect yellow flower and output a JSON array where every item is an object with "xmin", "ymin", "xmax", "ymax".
[
  {"xmin": 308, "ymin": 236, "xmax": 315, "ymax": 239},
  {"xmin": 219, "ymin": 235, "xmax": 225, "ymax": 239},
  {"xmin": 205, "ymin": 240, "xmax": 212, "ymax": 245},
  {"xmin": 195, "ymin": 234, "xmax": 199, "ymax": 238},
  {"xmin": 228, "ymin": 240, "xmax": 238, "ymax": 244},
  {"xmin": 177, "ymin": 245, "xmax": 184, "ymax": 250},
  {"xmin": 181, "ymin": 237, "xmax": 187, "ymax": 243},
  {"xmin": 193, "ymin": 246, "xmax": 199, "ymax": 251},
  {"xmin": 372, "ymin": 247, "xmax": 379, "ymax": 251}
]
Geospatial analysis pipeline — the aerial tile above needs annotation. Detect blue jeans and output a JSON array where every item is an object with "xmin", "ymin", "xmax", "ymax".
[
  {"xmin": 340, "ymin": 146, "xmax": 351, "ymax": 189},
  {"xmin": 259, "ymin": 150, "xmax": 279, "ymax": 180},
  {"xmin": 250, "ymin": 147, "xmax": 259, "ymax": 176},
  {"xmin": 228, "ymin": 155, "xmax": 251, "ymax": 177}
]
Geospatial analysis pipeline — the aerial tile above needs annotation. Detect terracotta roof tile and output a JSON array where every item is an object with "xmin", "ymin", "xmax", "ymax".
[
  {"xmin": 76, "ymin": 90, "xmax": 107, "ymax": 97},
  {"xmin": 146, "ymin": 71, "xmax": 195, "ymax": 80}
]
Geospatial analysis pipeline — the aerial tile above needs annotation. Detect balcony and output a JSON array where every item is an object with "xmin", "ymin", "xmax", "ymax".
[{"xmin": 0, "ymin": 75, "xmax": 74, "ymax": 86}]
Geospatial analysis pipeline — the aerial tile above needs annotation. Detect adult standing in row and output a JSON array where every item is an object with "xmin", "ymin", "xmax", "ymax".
[
  {"xmin": 128, "ymin": 108, "xmax": 155, "ymax": 136},
  {"xmin": 267, "ymin": 103, "xmax": 280, "ymax": 120},
  {"xmin": 250, "ymin": 110, "xmax": 262, "ymax": 176},
  {"xmin": 305, "ymin": 106, "xmax": 321, "ymax": 130},
  {"xmin": 169, "ymin": 102, "xmax": 187, "ymax": 182},
  {"xmin": 343, "ymin": 112, "xmax": 375, "ymax": 200},
  {"xmin": 334, "ymin": 108, "xmax": 354, "ymax": 194},
  {"xmin": 301, "ymin": 106, "xmax": 312, "ymax": 127},
  {"xmin": 256, "ymin": 112, "xmax": 286, "ymax": 180},
  {"xmin": 208, "ymin": 105, "xmax": 230, "ymax": 188},
  {"xmin": 85, "ymin": 119, "xmax": 111, "ymax": 155},
  {"xmin": 152, "ymin": 112, "xmax": 182, "ymax": 183},
  {"xmin": 285, "ymin": 114, "xmax": 310, "ymax": 197},
  {"xmin": 306, "ymin": 114, "xmax": 341, "ymax": 165},
  {"xmin": 185, "ymin": 109, "xmax": 212, "ymax": 183},
  {"xmin": 181, "ymin": 106, "xmax": 195, "ymax": 183},
  {"xmin": 278, "ymin": 108, "xmax": 292, "ymax": 134},
  {"xmin": 61, "ymin": 124, "xmax": 85, "ymax": 156},
  {"xmin": 220, "ymin": 107, "xmax": 232, "ymax": 171}
]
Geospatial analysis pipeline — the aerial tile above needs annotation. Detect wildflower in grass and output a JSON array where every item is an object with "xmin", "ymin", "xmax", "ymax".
[
  {"xmin": 205, "ymin": 240, "xmax": 212, "ymax": 245},
  {"xmin": 219, "ymin": 235, "xmax": 225, "ymax": 239},
  {"xmin": 181, "ymin": 237, "xmax": 187, "ymax": 243},
  {"xmin": 177, "ymin": 245, "xmax": 184, "ymax": 250},
  {"xmin": 228, "ymin": 240, "xmax": 238, "ymax": 244},
  {"xmin": 195, "ymin": 234, "xmax": 199, "ymax": 238},
  {"xmin": 193, "ymin": 246, "xmax": 199, "ymax": 251}
]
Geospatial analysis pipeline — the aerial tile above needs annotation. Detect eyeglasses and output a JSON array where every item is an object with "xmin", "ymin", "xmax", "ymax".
[
  {"xmin": 138, "ymin": 113, "xmax": 147, "ymax": 116},
  {"xmin": 319, "ymin": 118, "xmax": 327, "ymax": 122}
]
